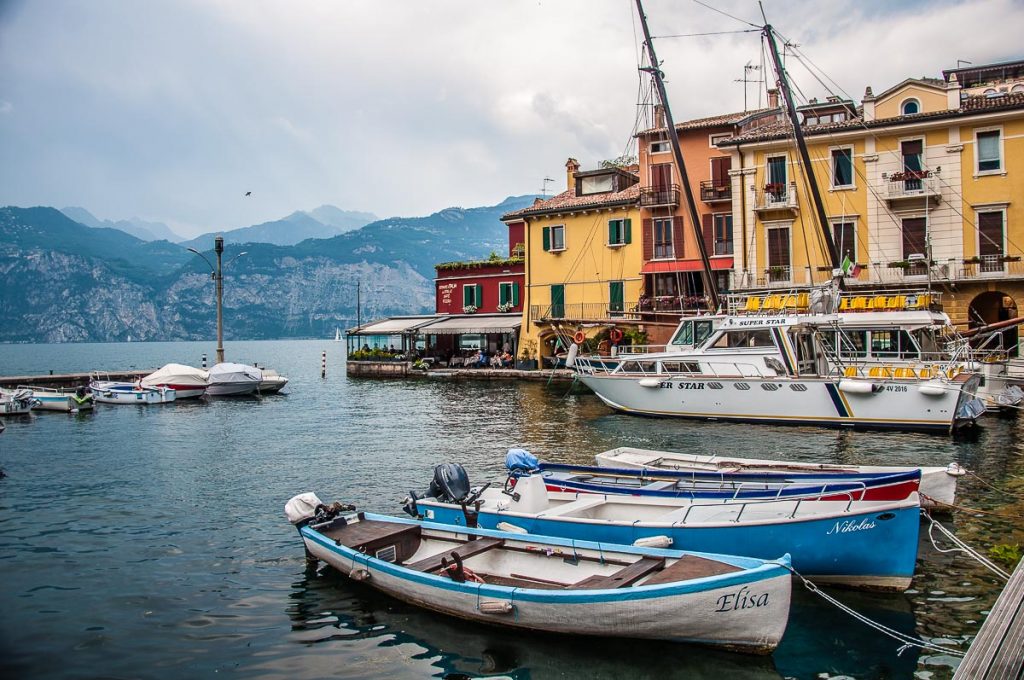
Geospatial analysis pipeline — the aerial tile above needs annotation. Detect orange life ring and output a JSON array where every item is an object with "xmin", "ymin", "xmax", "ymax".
[
  {"xmin": 609, "ymin": 328, "xmax": 624, "ymax": 343},
  {"xmin": 572, "ymin": 331, "xmax": 586, "ymax": 344}
]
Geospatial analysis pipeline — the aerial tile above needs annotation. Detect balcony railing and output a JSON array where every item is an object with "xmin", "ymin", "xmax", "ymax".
[
  {"xmin": 700, "ymin": 180, "xmax": 732, "ymax": 203},
  {"xmin": 531, "ymin": 303, "xmax": 639, "ymax": 322},
  {"xmin": 640, "ymin": 184, "xmax": 680, "ymax": 208},
  {"xmin": 885, "ymin": 173, "xmax": 941, "ymax": 202},
  {"xmin": 754, "ymin": 183, "xmax": 798, "ymax": 212}
]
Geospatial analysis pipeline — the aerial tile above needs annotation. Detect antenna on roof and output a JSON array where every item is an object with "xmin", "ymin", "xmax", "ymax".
[
  {"xmin": 735, "ymin": 61, "xmax": 762, "ymax": 111},
  {"xmin": 540, "ymin": 177, "xmax": 554, "ymax": 196},
  {"xmin": 957, "ymin": 59, "xmax": 973, "ymax": 68}
]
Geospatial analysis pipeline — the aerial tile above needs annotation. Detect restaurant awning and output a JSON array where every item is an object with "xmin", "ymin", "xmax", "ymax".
[
  {"xmin": 347, "ymin": 316, "xmax": 437, "ymax": 336},
  {"xmin": 419, "ymin": 314, "xmax": 522, "ymax": 335},
  {"xmin": 641, "ymin": 257, "xmax": 734, "ymax": 274}
]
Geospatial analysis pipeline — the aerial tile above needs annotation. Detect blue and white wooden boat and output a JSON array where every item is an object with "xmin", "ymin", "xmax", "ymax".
[
  {"xmin": 285, "ymin": 494, "xmax": 793, "ymax": 653},
  {"xmin": 19, "ymin": 385, "xmax": 94, "ymax": 412},
  {"xmin": 533, "ymin": 461, "xmax": 922, "ymax": 503},
  {"xmin": 89, "ymin": 379, "xmax": 175, "ymax": 405},
  {"xmin": 406, "ymin": 465, "xmax": 922, "ymax": 591}
]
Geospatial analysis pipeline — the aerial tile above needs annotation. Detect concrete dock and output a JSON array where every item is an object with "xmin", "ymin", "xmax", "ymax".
[{"xmin": 0, "ymin": 370, "xmax": 151, "ymax": 389}]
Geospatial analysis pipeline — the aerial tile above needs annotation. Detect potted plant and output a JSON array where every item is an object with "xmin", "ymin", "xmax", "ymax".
[
  {"xmin": 888, "ymin": 260, "xmax": 911, "ymax": 269},
  {"xmin": 462, "ymin": 304, "xmax": 478, "ymax": 314},
  {"xmin": 496, "ymin": 302, "xmax": 515, "ymax": 313},
  {"xmin": 516, "ymin": 339, "xmax": 538, "ymax": 370},
  {"xmin": 1002, "ymin": 255, "xmax": 1022, "ymax": 263},
  {"xmin": 962, "ymin": 256, "xmax": 982, "ymax": 265}
]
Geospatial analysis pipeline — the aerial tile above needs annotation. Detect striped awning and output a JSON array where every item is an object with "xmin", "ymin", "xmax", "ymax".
[{"xmin": 419, "ymin": 314, "xmax": 522, "ymax": 335}]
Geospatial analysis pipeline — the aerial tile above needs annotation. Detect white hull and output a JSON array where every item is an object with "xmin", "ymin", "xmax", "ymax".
[
  {"xmin": 90, "ymin": 382, "xmax": 175, "ymax": 404},
  {"xmin": 257, "ymin": 374, "xmax": 288, "ymax": 394},
  {"xmin": 141, "ymin": 364, "xmax": 209, "ymax": 399},
  {"xmin": 594, "ymin": 447, "xmax": 962, "ymax": 508},
  {"xmin": 577, "ymin": 372, "xmax": 978, "ymax": 433},
  {"xmin": 32, "ymin": 393, "xmax": 94, "ymax": 412}
]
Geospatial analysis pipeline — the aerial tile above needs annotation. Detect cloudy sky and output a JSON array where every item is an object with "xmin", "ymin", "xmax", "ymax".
[{"xmin": 1, "ymin": 0, "xmax": 1021, "ymax": 238}]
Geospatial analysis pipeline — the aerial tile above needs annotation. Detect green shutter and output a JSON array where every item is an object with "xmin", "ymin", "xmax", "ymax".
[
  {"xmin": 476, "ymin": 285, "xmax": 483, "ymax": 306},
  {"xmin": 624, "ymin": 218, "xmax": 632, "ymax": 244},
  {"xmin": 608, "ymin": 221, "xmax": 616, "ymax": 244},
  {"xmin": 499, "ymin": 284, "xmax": 508, "ymax": 306},
  {"xmin": 542, "ymin": 226, "xmax": 551, "ymax": 252},
  {"xmin": 512, "ymin": 283, "xmax": 520, "ymax": 306},
  {"xmin": 463, "ymin": 285, "xmax": 473, "ymax": 306}
]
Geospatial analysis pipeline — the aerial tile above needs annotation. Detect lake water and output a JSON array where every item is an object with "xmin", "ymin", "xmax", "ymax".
[{"xmin": 1, "ymin": 340, "xmax": 1021, "ymax": 679}]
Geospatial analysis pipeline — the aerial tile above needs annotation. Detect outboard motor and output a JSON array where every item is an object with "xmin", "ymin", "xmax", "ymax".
[{"xmin": 429, "ymin": 463, "xmax": 471, "ymax": 503}]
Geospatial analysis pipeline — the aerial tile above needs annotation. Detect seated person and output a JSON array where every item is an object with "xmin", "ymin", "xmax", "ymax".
[
  {"xmin": 489, "ymin": 353, "xmax": 502, "ymax": 368},
  {"xmin": 501, "ymin": 351, "xmax": 514, "ymax": 368}
]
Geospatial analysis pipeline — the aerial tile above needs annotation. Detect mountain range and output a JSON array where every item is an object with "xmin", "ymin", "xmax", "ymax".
[{"xmin": 1, "ymin": 196, "xmax": 538, "ymax": 343}]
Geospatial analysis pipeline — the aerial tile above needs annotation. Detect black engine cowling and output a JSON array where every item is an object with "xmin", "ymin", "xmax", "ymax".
[{"xmin": 429, "ymin": 462, "xmax": 471, "ymax": 503}]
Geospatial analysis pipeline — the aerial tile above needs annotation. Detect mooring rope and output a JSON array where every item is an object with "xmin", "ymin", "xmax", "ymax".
[
  {"xmin": 921, "ymin": 494, "xmax": 1023, "ymax": 520},
  {"xmin": 776, "ymin": 562, "xmax": 965, "ymax": 657},
  {"xmin": 964, "ymin": 470, "xmax": 1024, "ymax": 501},
  {"xmin": 922, "ymin": 511, "xmax": 1011, "ymax": 581}
]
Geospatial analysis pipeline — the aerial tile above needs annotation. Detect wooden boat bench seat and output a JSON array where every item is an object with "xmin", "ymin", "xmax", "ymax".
[
  {"xmin": 573, "ymin": 556, "xmax": 665, "ymax": 589},
  {"xmin": 404, "ymin": 537, "xmax": 505, "ymax": 573},
  {"xmin": 642, "ymin": 555, "xmax": 742, "ymax": 585},
  {"xmin": 320, "ymin": 519, "xmax": 422, "ymax": 563},
  {"xmin": 536, "ymin": 496, "xmax": 606, "ymax": 518}
]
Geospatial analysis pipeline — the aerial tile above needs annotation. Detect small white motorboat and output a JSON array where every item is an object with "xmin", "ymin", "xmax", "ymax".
[
  {"xmin": 141, "ymin": 364, "xmax": 208, "ymax": 399},
  {"xmin": 89, "ymin": 380, "xmax": 175, "ymax": 405},
  {"xmin": 257, "ymin": 368, "xmax": 288, "ymax": 394},
  {"xmin": 593, "ymin": 447, "xmax": 964, "ymax": 509},
  {"xmin": 206, "ymin": 363, "xmax": 261, "ymax": 396},
  {"xmin": 286, "ymin": 495, "xmax": 793, "ymax": 654},
  {"xmin": 0, "ymin": 388, "xmax": 36, "ymax": 415},
  {"xmin": 19, "ymin": 385, "xmax": 94, "ymax": 412}
]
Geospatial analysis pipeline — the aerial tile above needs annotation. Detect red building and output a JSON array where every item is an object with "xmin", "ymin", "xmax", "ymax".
[{"xmin": 434, "ymin": 221, "xmax": 525, "ymax": 315}]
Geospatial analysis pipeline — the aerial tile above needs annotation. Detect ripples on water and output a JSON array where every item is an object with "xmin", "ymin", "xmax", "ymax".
[{"xmin": 0, "ymin": 340, "xmax": 1022, "ymax": 679}]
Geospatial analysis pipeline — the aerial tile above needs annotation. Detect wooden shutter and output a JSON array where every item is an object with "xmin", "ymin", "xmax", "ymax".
[
  {"xmin": 711, "ymin": 157, "xmax": 731, "ymax": 186},
  {"xmin": 499, "ymin": 284, "xmax": 508, "ymax": 306},
  {"xmin": 652, "ymin": 163, "xmax": 671, "ymax": 189},
  {"xmin": 702, "ymin": 214, "xmax": 714, "ymax": 254},
  {"xmin": 624, "ymin": 218, "xmax": 632, "ymax": 244},
  {"xmin": 476, "ymin": 285, "xmax": 483, "ymax": 306},
  {"xmin": 608, "ymin": 221, "xmax": 616, "ymax": 244},
  {"xmin": 901, "ymin": 218, "xmax": 927, "ymax": 259},
  {"xmin": 512, "ymin": 283, "xmax": 520, "ymax": 306},
  {"xmin": 901, "ymin": 140, "xmax": 923, "ymax": 155},
  {"xmin": 767, "ymin": 228, "xmax": 790, "ymax": 267},
  {"xmin": 463, "ymin": 285, "xmax": 473, "ymax": 306},
  {"xmin": 672, "ymin": 217, "xmax": 685, "ymax": 259},
  {"xmin": 642, "ymin": 218, "xmax": 653, "ymax": 260},
  {"xmin": 979, "ymin": 212, "xmax": 1004, "ymax": 257},
  {"xmin": 542, "ymin": 226, "xmax": 550, "ymax": 251}
]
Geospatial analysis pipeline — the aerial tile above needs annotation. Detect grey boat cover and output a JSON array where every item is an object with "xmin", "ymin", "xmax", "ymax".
[{"xmin": 207, "ymin": 363, "xmax": 262, "ymax": 385}]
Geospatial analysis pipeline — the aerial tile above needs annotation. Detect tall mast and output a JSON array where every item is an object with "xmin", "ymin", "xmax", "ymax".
[
  {"xmin": 762, "ymin": 24, "xmax": 842, "ymax": 276},
  {"xmin": 634, "ymin": 0, "xmax": 720, "ymax": 311}
]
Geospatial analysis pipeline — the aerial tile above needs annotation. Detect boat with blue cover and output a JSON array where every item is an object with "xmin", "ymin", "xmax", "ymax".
[
  {"xmin": 285, "ymin": 493, "xmax": 793, "ymax": 653},
  {"xmin": 404, "ymin": 461, "xmax": 922, "ymax": 592}
]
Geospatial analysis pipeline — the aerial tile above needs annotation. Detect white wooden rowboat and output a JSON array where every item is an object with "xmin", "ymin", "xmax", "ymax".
[{"xmin": 286, "ymin": 494, "xmax": 792, "ymax": 654}]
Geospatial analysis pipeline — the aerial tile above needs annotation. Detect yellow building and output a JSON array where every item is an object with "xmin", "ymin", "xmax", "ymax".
[
  {"xmin": 501, "ymin": 159, "xmax": 643, "ymax": 364},
  {"xmin": 722, "ymin": 58, "xmax": 1024, "ymax": 340}
]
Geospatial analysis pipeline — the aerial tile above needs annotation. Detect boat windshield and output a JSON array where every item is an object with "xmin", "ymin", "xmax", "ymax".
[
  {"xmin": 670, "ymin": 319, "xmax": 716, "ymax": 348},
  {"xmin": 708, "ymin": 329, "xmax": 775, "ymax": 349}
]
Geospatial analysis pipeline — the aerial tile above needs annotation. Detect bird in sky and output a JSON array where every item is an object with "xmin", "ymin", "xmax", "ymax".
[{"xmin": 244, "ymin": 191, "xmax": 252, "ymax": 196}]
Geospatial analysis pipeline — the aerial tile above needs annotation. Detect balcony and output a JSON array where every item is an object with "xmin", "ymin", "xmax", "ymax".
[
  {"xmin": 700, "ymin": 180, "xmax": 732, "ymax": 203},
  {"xmin": 640, "ymin": 184, "xmax": 680, "ymax": 208},
  {"xmin": 883, "ymin": 171, "xmax": 941, "ymax": 208},
  {"xmin": 531, "ymin": 303, "xmax": 639, "ymax": 323},
  {"xmin": 754, "ymin": 183, "xmax": 798, "ymax": 215}
]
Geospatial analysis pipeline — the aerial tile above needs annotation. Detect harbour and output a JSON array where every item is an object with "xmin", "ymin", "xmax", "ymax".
[{"xmin": 2, "ymin": 339, "xmax": 1022, "ymax": 679}]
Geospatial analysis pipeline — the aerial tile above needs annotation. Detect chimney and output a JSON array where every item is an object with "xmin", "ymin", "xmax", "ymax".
[
  {"xmin": 767, "ymin": 88, "xmax": 779, "ymax": 108},
  {"xmin": 946, "ymin": 72, "xmax": 961, "ymax": 110},
  {"xmin": 862, "ymin": 85, "xmax": 876, "ymax": 121},
  {"xmin": 654, "ymin": 104, "xmax": 666, "ymax": 129},
  {"xmin": 565, "ymin": 157, "xmax": 580, "ymax": 192}
]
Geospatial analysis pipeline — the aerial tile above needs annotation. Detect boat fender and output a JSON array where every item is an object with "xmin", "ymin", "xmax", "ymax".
[
  {"xmin": 945, "ymin": 462, "xmax": 967, "ymax": 477},
  {"xmin": 496, "ymin": 521, "xmax": 528, "ymax": 534},
  {"xmin": 633, "ymin": 535, "xmax": 673, "ymax": 548},
  {"xmin": 479, "ymin": 600, "xmax": 514, "ymax": 615},
  {"xmin": 638, "ymin": 378, "xmax": 661, "ymax": 388},
  {"xmin": 349, "ymin": 568, "xmax": 371, "ymax": 581},
  {"xmin": 918, "ymin": 384, "xmax": 946, "ymax": 396},
  {"xmin": 837, "ymin": 379, "xmax": 875, "ymax": 394}
]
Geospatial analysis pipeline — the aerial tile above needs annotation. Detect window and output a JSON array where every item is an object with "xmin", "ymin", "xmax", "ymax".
[
  {"xmin": 766, "ymin": 225, "xmax": 790, "ymax": 281},
  {"xmin": 549, "ymin": 285, "xmax": 565, "ymax": 318},
  {"xmin": 608, "ymin": 218, "xmax": 632, "ymax": 246},
  {"xmin": 832, "ymin": 221, "xmax": 856, "ymax": 262},
  {"xmin": 766, "ymin": 156, "xmax": 787, "ymax": 200},
  {"xmin": 650, "ymin": 140, "xmax": 670, "ymax": 154},
  {"xmin": 901, "ymin": 217, "xmax": 927, "ymax": 274},
  {"xmin": 542, "ymin": 225, "xmax": 565, "ymax": 252},
  {"xmin": 713, "ymin": 213, "xmax": 733, "ymax": 255},
  {"xmin": 651, "ymin": 163, "xmax": 672, "ymax": 189},
  {"xmin": 580, "ymin": 175, "xmax": 614, "ymax": 194},
  {"xmin": 654, "ymin": 218, "xmax": 674, "ymax": 259},
  {"xmin": 901, "ymin": 139, "xmax": 924, "ymax": 191},
  {"xmin": 901, "ymin": 99, "xmax": 920, "ymax": 115},
  {"xmin": 978, "ymin": 211, "xmax": 1005, "ymax": 271},
  {"xmin": 977, "ymin": 129, "xmax": 1002, "ymax": 173},
  {"xmin": 831, "ymin": 147, "xmax": 854, "ymax": 188},
  {"xmin": 709, "ymin": 133, "xmax": 732, "ymax": 147},
  {"xmin": 498, "ymin": 282, "xmax": 520, "ymax": 307},
  {"xmin": 462, "ymin": 284, "xmax": 482, "ymax": 308},
  {"xmin": 609, "ymin": 281, "xmax": 624, "ymax": 314},
  {"xmin": 710, "ymin": 156, "xmax": 731, "ymax": 189},
  {"xmin": 710, "ymin": 330, "xmax": 775, "ymax": 349}
]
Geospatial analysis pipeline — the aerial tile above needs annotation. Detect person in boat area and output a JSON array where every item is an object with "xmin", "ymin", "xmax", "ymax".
[{"xmin": 502, "ymin": 340, "xmax": 511, "ymax": 354}]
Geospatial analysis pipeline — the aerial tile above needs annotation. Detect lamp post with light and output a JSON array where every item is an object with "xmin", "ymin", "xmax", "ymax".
[{"xmin": 187, "ymin": 235, "xmax": 246, "ymax": 364}]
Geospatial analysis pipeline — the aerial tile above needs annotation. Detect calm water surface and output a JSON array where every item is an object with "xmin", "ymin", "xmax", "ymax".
[{"xmin": 1, "ymin": 340, "xmax": 1022, "ymax": 679}]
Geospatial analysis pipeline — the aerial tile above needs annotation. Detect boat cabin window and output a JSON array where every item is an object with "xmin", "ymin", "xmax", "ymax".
[
  {"xmin": 670, "ymin": 319, "xmax": 716, "ymax": 347},
  {"xmin": 869, "ymin": 330, "xmax": 919, "ymax": 358},
  {"xmin": 709, "ymin": 329, "xmax": 775, "ymax": 349},
  {"xmin": 616, "ymin": 360, "xmax": 658, "ymax": 374},
  {"xmin": 660, "ymin": 361, "xmax": 701, "ymax": 374}
]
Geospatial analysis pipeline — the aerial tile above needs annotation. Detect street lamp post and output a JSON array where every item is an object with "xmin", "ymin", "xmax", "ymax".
[{"xmin": 188, "ymin": 235, "xmax": 245, "ymax": 365}]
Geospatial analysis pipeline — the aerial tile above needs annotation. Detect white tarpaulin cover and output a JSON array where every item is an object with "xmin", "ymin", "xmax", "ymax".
[
  {"xmin": 348, "ymin": 316, "xmax": 437, "ymax": 336},
  {"xmin": 142, "ymin": 363, "xmax": 209, "ymax": 387},
  {"xmin": 208, "ymin": 363, "xmax": 263, "ymax": 384},
  {"xmin": 419, "ymin": 314, "xmax": 521, "ymax": 335}
]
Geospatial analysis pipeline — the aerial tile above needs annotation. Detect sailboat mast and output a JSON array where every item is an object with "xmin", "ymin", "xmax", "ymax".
[
  {"xmin": 762, "ymin": 24, "xmax": 842, "ymax": 274},
  {"xmin": 634, "ymin": 0, "xmax": 721, "ymax": 311}
]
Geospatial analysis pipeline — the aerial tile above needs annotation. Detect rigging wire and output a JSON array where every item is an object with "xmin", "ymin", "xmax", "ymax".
[
  {"xmin": 654, "ymin": 29, "xmax": 760, "ymax": 39},
  {"xmin": 690, "ymin": 0, "xmax": 762, "ymax": 29}
]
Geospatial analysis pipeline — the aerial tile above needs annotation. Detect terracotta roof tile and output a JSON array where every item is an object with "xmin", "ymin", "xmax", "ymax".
[
  {"xmin": 722, "ymin": 93, "xmax": 1024, "ymax": 145},
  {"xmin": 501, "ymin": 183, "xmax": 640, "ymax": 220},
  {"xmin": 638, "ymin": 107, "xmax": 774, "ymax": 136}
]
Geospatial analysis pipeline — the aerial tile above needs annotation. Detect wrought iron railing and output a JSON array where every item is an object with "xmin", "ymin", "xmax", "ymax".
[
  {"xmin": 639, "ymin": 184, "xmax": 680, "ymax": 208},
  {"xmin": 755, "ymin": 183, "xmax": 798, "ymax": 210},
  {"xmin": 885, "ymin": 174, "xmax": 941, "ymax": 199},
  {"xmin": 700, "ymin": 180, "xmax": 732, "ymax": 202}
]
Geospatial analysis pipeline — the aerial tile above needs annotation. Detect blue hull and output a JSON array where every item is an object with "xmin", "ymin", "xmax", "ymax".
[{"xmin": 421, "ymin": 501, "xmax": 920, "ymax": 589}]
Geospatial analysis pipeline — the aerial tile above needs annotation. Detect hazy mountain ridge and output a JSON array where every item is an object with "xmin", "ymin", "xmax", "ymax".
[
  {"xmin": 179, "ymin": 205, "xmax": 379, "ymax": 249},
  {"xmin": 0, "ymin": 196, "xmax": 538, "ymax": 342},
  {"xmin": 61, "ymin": 206, "xmax": 183, "ymax": 243}
]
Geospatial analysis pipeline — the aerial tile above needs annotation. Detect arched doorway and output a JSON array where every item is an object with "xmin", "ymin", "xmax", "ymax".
[{"xmin": 968, "ymin": 291, "xmax": 1019, "ymax": 355}]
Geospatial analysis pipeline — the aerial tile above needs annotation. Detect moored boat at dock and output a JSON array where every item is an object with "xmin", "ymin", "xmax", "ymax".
[
  {"xmin": 141, "ymin": 364, "xmax": 208, "ymax": 399},
  {"xmin": 206, "ymin": 363, "xmax": 261, "ymax": 396},
  {"xmin": 286, "ymin": 494, "xmax": 793, "ymax": 653},
  {"xmin": 0, "ymin": 388, "xmax": 36, "ymax": 415},
  {"xmin": 89, "ymin": 379, "xmax": 175, "ymax": 405},
  {"xmin": 19, "ymin": 385, "xmax": 93, "ymax": 412},
  {"xmin": 405, "ymin": 463, "xmax": 922, "ymax": 591},
  {"xmin": 594, "ymin": 446, "xmax": 964, "ymax": 508}
]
